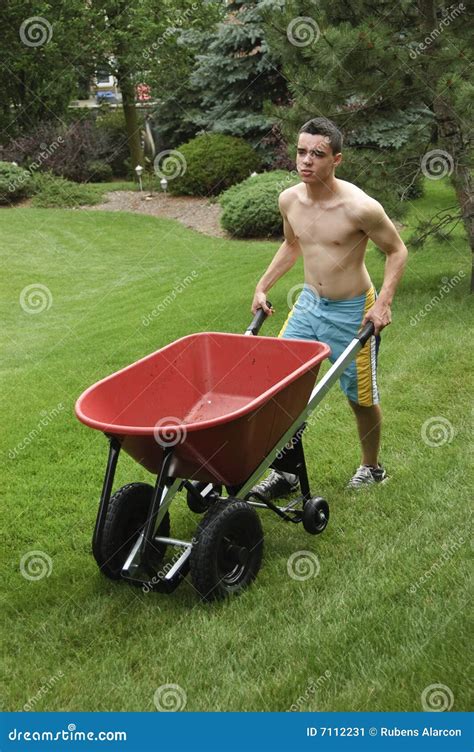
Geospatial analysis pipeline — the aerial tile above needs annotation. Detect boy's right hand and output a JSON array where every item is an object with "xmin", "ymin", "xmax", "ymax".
[{"xmin": 251, "ymin": 290, "xmax": 273, "ymax": 316}]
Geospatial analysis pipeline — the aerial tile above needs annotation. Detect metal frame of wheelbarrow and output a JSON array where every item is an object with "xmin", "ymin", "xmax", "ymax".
[{"xmin": 91, "ymin": 305, "xmax": 375, "ymax": 594}]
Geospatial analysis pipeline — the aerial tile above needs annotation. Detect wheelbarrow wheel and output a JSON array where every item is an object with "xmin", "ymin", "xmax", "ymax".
[
  {"xmin": 302, "ymin": 497, "xmax": 329, "ymax": 535},
  {"xmin": 96, "ymin": 483, "xmax": 170, "ymax": 580},
  {"xmin": 186, "ymin": 481, "xmax": 222, "ymax": 514},
  {"xmin": 190, "ymin": 499, "xmax": 263, "ymax": 601}
]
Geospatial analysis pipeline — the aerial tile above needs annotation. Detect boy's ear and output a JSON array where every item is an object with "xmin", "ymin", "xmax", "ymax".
[{"xmin": 334, "ymin": 153, "xmax": 343, "ymax": 167}]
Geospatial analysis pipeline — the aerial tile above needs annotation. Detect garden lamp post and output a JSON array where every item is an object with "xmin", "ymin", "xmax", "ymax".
[
  {"xmin": 135, "ymin": 164, "xmax": 143, "ymax": 193},
  {"xmin": 160, "ymin": 177, "xmax": 168, "ymax": 194}
]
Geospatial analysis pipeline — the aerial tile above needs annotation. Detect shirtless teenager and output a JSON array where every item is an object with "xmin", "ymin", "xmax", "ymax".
[{"xmin": 249, "ymin": 117, "xmax": 408, "ymax": 494}]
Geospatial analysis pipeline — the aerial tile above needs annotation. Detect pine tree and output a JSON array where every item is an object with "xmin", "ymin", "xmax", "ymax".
[{"xmin": 183, "ymin": 0, "xmax": 289, "ymax": 146}]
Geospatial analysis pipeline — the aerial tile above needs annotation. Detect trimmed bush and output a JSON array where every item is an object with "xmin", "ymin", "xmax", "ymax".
[
  {"xmin": 167, "ymin": 133, "xmax": 260, "ymax": 197},
  {"xmin": 30, "ymin": 173, "xmax": 102, "ymax": 208},
  {"xmin": 0, "ymin": 161, "xmax": 33, "ymax": 205},
  {"xmin": 86, "ymin": 160, "xmax": 113, "ymax": 182},
  {"xmin": 219, "ymin": 170, "xmax": 300, "ymax": 238}
]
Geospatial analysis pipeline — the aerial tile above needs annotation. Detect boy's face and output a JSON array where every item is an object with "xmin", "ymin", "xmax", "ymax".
[{"xmin": 296, "ymin": 133, "xmax": 342, "ymax": 184}]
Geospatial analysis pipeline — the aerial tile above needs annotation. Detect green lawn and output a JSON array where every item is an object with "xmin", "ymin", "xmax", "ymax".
[{"xmin": 1, "ymin": 180, "xmax": 472, "ymax": 713}]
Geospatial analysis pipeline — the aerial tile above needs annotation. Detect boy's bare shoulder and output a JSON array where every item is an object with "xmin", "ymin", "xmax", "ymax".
[
  {"xmin": 338, "ymin": 179, "xmax": 386, "ymax": 225},
  {"xmin": 279, "ymin": 183, "xmax": 304, "ymax": 211}
]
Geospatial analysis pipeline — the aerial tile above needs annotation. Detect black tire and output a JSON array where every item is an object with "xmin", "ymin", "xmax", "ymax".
[
  {"xmin": 302, "ymin": 497, "xmax": 329, "ymax": 535},
  {"xmin": 96, "ymin": 482, "xmax": 170, "ymax": 580},
  {"xmin": 186, "ymin": 481, "xmax": 222, "ymax": 514},
  {"xmin": 190, "ymin": 499, "xmax": 263, "ymax": 601}
]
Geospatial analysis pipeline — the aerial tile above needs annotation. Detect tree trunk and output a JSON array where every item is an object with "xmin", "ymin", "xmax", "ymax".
[
  {"xmin": 116, "ymin": 68, "xmax": 143, "ymax": 171},
  {"xmin": 418, "ymin": 0, "xmax": 474, "ymax": 291}
]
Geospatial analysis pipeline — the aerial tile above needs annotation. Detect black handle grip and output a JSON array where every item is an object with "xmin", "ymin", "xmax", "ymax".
[
  {"xmin": 357, "ymin": 321, "xmax": 375, "ymax": 346},
  {"xmin": 246, "ymin": 301, "xmax": 273, "ymax": 336}
]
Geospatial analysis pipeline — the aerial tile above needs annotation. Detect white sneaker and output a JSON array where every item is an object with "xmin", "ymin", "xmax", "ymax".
[{"xmin": 347, "ymin": 464, "xmax": 388, "ymax": 490}]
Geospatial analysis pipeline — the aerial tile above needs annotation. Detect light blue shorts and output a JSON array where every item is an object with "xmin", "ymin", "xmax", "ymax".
[{"xmin": 279, "ymin": 285, "xmax": 380, "ymax": 406}]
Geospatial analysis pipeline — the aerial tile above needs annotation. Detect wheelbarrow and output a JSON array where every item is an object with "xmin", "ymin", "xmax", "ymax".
[{"xmin": 75, "ymin": 306, "xmax": 375, "ymax": 601}]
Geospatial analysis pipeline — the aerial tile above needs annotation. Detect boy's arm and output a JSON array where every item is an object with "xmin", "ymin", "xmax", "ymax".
[
  {"xmin": 252, "ymin": 195, "xmax": 302, "ymax": 315},
  {"xmin": 359, "ymin": 201, "xmax": 408, "ymax": 335}
]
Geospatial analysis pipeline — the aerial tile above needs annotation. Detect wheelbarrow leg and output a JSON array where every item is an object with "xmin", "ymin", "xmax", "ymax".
[
  {"xmin": 271, "ymin": 425, "xmax": 312, "ymax": 503},
  {"xmin": 92, "ymin": 436, "xmax": 121, "ymax": 564},
  {"xmin": 140, "ymin": 447, "xmax": 175, "ymax": 574}
]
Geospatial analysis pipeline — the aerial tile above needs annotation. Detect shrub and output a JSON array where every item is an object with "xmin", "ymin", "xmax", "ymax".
[
  {"xmin": 30, "ymin": 173, "xmax": 102, "ymax": 208},
  {"xmin": 86, "ymin": 160, "xmax": 113, "ymax": 182},
  {"xmin": 0, "ymin": 161, "xmax": 33, "ymax": 205},
  {"xmin": 0, "ymin": 118, "xmax": 111, "ymax": 183},
  {"xmin": 219, "ymin": 170, "xmax": 300, "ymax": 238},
  {"xmin": 166, "ymin": 133, "xmax": 260, "ymax": 197}
]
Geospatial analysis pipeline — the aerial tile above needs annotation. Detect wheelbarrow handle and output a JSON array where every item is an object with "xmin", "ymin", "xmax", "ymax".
[
  {"xmin": 245, "ymin": 301, "xmax": 273, "ymax": 336},
  {"xmin": 357, "ymin": 321, "xmax": 375, "ymax": 346}
]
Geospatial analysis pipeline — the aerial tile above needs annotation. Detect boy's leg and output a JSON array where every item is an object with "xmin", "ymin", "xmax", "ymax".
[{"xmin": 348, "ymin": 400, "xmax": 382, "ymax": 467}]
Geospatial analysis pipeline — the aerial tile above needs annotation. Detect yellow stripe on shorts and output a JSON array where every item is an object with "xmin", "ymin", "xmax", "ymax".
[
  {"xmin": 356, "ymin": 286, "xmax": 377, "ymax": 406},
  {"xmin": 278, "ymin": 306, "xmax": 295, "ymax": 338}
]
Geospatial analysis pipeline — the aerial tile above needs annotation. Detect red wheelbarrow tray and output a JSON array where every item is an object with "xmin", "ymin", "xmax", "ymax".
[{"xmin": 75, "ymin": 332, "xmax": 331, "ymax": 486}]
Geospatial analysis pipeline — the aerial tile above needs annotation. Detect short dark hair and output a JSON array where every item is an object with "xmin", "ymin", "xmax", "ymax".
[{"xmin": 299, "ymin": 117, "xmax": 343, "ymax": 154}]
